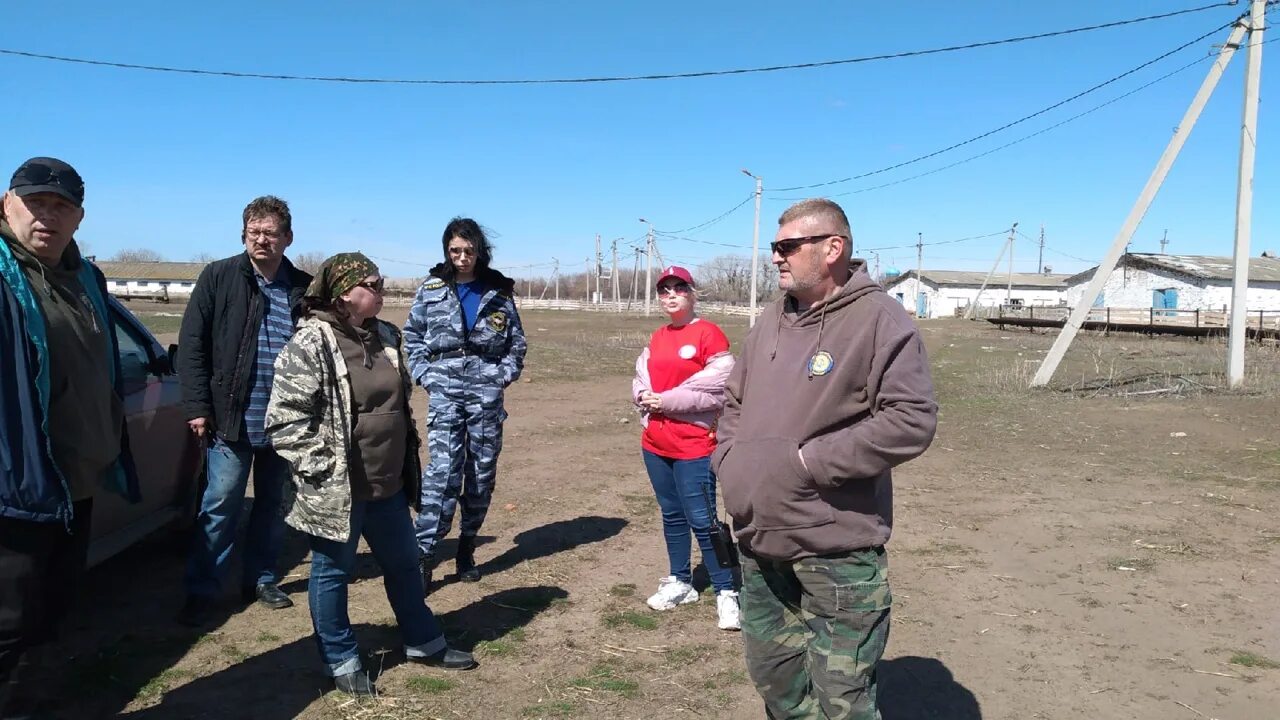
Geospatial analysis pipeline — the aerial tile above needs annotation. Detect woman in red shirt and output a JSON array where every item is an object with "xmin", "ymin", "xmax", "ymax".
[{"xmin": 632, "ymin": 266, "xmax": 739, "ymax": 630}]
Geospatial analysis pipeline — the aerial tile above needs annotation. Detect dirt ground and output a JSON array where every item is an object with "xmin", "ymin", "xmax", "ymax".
[{"xmin": 40, "ymin": 305, "xmax": 1280, "ymax": 719}]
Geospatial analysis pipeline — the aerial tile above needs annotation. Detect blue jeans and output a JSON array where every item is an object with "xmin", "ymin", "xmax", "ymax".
[
  {"xmin": 641, "ymin": 450, "xmax": 735, "ymax": 593},
  {"xmin": 184, "ymin": 436, "xmax": 289, "ymax": 598},
  {"xmin": 308, "ymin": 493, "xmax": 447, "ymax": 676}
]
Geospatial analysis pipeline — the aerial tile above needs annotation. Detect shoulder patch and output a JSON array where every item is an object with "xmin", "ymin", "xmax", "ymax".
[{"xmin": 423, "ymin": 278, "xmax": 446, "ymax": 291}]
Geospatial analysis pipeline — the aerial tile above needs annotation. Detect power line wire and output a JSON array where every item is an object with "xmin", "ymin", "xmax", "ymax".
[
  {"xmin": 770, "ymin": 15, "xmax": 1239, "ymax": 192},
  {"xmin": 0, "ymin": 3, "xmax": 1235, "ymax": 85},
  {"xmin": 656, "ymin": 194, "xmax": 754, "ymax": 235},
  {"xmin": 862, "ymin": 231, "xmax": 1009, "ymax": 253}
]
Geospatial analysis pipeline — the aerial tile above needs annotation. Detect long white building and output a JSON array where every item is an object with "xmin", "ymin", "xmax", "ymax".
[
  {"xmin": 1062, "ymin": 253, "xmax": 1280, "ymax": 311},
  {"xmin": 882, "ymin": 269, "xmax": 1071, "ymax": 319},
  {"xmin": 97, "ymin": 261, "xmax": 206, "ymax": 302}
]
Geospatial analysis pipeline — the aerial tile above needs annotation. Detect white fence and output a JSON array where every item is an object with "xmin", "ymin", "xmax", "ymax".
[{"xmin": 514, "ymin": 297, "xmax": 755, "ymax": 317}]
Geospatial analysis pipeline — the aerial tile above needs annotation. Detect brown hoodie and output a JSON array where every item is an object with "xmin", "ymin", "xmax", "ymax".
[{"xmin": 711, "ymin": 261, "xmax": 937, "ymax": 561}]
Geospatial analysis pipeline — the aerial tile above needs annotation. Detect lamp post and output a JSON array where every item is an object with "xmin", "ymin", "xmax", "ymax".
[{"xmin": 742, "ymin": 169, "xmax": 763, "ymax": 326}]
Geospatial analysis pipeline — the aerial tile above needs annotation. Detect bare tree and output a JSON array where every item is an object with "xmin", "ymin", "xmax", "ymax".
[
  {"xmin": 190, "ymin": 252, "xmax": 216, "ymax": 263},
  {"xmin": 111, "ymin": 248, "xmax": 165, "ymax": 262},
  {"xmin": 291, "ymin": 251, "xmax": 327, "ymax": 275}
]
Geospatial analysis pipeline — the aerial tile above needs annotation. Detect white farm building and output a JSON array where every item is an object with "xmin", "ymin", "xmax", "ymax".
[
  {"xmin": 98, "ymin": 261, "xmax": 206, "ymax": 302},
  {"xmin": 882, "ymin": 269, "xmax": 1071, "ymax": 319},
  {"xmin": 1062, "ymin": 253, "xmax": 1280, "ymax": 311}
]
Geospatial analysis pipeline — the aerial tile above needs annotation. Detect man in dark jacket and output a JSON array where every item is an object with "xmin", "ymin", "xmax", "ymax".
[
  {"xmin": 0, "ymin": 157, "xmax": 139, "ymax": 718},
  {"xmin": 712, "ymin": 198, "xmax": 938, "ymax": 719},
  {"xmin": 177, "ymin": 195, "xmax": 311, "ymax": 626}
]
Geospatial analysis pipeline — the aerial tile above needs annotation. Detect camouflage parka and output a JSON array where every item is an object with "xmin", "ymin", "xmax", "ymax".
[{"xmin": 265, "ymin": 315, "xmax": 423, "ymax": 542}]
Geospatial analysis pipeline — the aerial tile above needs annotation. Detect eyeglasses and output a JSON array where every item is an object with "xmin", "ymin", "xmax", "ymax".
[
  {"xmin": 770, "ymin": 234, "xmax": 845, "ymax": 258},
  {"xmin": 657, "ymin": 282, "xmax": 692, "ymax": 296},
  {"xmin": 355, "ymin": 278, "xmax": 385, "ymax": 294}
]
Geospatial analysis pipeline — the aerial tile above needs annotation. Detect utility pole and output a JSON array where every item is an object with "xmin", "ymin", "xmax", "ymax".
[
  {"xmin": 743, "ymin": 169, "xmax": 763, "ymax": 326},
  {"xmin": 1032, "ymin": 17, "xmax": 1250, "ymax": 387},
  {"xmin": 871, "ymin": 251, "xmax": 881, "ymax": 281},
  {"xmin": 1229, "ymin": 0, "xmax": 1266, "ymax": 388},
  {"xmin": 1160, "ymin": 229, "xmax": 1169, "ymax": 254},
  {"xmin": 1038, "ymin": 224, "xmax": 1045, "ymax": 273},
  {"xmin": 966, "ymin": 226, "xmax": 1015, "ymax": 320},
  {"xmin": 640, "ymin": 218, "xmax": 654, "ymax": 316},
  {"xmin": 628, "ymin": 248, "xmax": 641, "ymax": 312},
  {"xmin": 1006, "ymin": 224, "xmax": 1016, "ymax": 305},
  {"xmin": 915, "ymin": 232, "xmax": 924, "ymax": 318},
  {"xmin": 552, "ymin": 258, "xmax": 560, "ymax": 302},
  {"xmin": 611, "ymin": 238, "xmax": 620, "ymax": 309},
  {"xmin": 594, "ymin": 234, "xmax": 602, "ymax": 304}
]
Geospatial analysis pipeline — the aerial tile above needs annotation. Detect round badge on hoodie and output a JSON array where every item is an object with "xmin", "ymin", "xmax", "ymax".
[
  {"xmin": 808, "ymin": 351, "xmax": 834, "ymax": 376},
  {"xmin": 678, "ymin": 344, "xmax": 697, "ymax": 360}
]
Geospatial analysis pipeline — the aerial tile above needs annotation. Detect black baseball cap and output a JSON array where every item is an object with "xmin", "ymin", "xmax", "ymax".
[{"xmin": 9, "ymin": 157, "xmax": 84, "ymax": 208}]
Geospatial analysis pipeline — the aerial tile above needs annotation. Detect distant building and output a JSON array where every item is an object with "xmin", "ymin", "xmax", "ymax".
[
  {"xmin": 1063, "ymin": 253, "xmax": 1280, "ymax": 311},
  {"xmin": 882, "ymin": 269, "xmax": 1070, "ymax": 319},
  {"xmin": 97, "ymin": 261, "xmax": 206, "ymax": 301}
]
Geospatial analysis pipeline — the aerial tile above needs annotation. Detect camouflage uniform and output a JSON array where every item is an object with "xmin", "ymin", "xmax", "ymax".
[
  {"xmin": 403, "ymin": 275, "xmax": 526, "ymax": 560},
  {"xmin": 265, "ymin": 317, "xmax": 423, "ymax": 542},
  {"xmin": 740, "ymin": 547, "xmax": 892, "ymax": 720}
]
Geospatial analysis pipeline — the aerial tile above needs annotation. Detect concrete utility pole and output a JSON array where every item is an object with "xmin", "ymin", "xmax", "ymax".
[
  {"xmin": 594, "ymin": 234, "xmax": 602, "ymax": 304},
  {"xmin": 915, "ymin": 232, "xmax": 924, "ymax": 318},
  {"xmin": 1229, "ymin": 0, "xmax": 1266, "ymax": 388},
  {"xmin": 628, "ymin": 248, "xmax": 641, "ymax": 312},
  {"xmin": 1038, "ymin": 225, "xmax": 1045, "ymax": 273},
  {"xmin": 640, "ymin": 218, "xmax": 654, "ymax": 316},
  {"xmin": 1006, "ymin": 225, "xmax": 1016, "ymax": 305},
  {"xmin": 553, "ymin": 258, "xmax": 560, "ymax": 302},
  {"xmin": 966, "ymin": 226, "xmax": 1016, "ymax": 321},
  {"xmin": 1160, "ymin": 229, "xmax": 1169, "ymax": 254},
  {"xmin": 611, "ymin": 238, "xmax": 620, "ymax": 309},
  {"xmin": 1032, "ymin": 17, "xmax": 1251, "ymax": 387},
  {"xmin": 743, "ymin": 169, "xmax": 763, "ymax": 326}
]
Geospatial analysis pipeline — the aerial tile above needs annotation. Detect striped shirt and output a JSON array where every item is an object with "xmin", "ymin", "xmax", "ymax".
[{"xmin": 244, "ymin": 272, "xmax": 294, "ymax": 448}]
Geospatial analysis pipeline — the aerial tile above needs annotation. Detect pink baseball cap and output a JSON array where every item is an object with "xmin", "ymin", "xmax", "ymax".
[{"xmin": 655, "ymin": 265, "xmax": 695, "ymax": 288}]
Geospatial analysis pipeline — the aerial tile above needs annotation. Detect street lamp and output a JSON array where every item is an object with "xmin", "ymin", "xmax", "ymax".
[
  {"xmin": 742, "ymin": 169, "xmax": 763, "ymax": 326},
  {"xmin": 639, "ymin": 218, "xmax": 654, "ymax": 316}
]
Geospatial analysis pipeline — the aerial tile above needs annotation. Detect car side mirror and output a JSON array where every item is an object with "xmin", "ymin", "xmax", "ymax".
[{"xmin": 148, "ymin": 353, "xmax": 174, "ymax": 377}]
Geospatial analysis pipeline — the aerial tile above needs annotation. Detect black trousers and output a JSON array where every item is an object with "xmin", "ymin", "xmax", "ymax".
[{"xmin": 0, "ymin": 499, "xmax": 92, "ymax": 685}]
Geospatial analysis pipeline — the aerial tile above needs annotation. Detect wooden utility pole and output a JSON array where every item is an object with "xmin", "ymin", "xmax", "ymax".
[
  {"xmin": 1160, "ymin": 229, "xmax": 1169, "ymax": 254},
  {"xmin": 1038, "ymin": 225, "xmax": 1045, "ymax": 273},
  {"xmin": 611, "ymin": 239, "xmax": 620, "ymax": 309},
  {"xmin": 915, "ymin": 232, "xmax": 924, "ymax": 318},
  {"xmin": 1006, "ymin": 225, "xmax": 1016, "ymax": 304},
  {"xmin": 1032, "ymin": 17, "xmax": 1251, "ymax": 387}
]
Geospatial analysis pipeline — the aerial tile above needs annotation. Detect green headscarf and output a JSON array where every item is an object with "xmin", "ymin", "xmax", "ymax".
[{"xmin": 305, "ymin": 252, "xmax": 379, "ymax": 306}]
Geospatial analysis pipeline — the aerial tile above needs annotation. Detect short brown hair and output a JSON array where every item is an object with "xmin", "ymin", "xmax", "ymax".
[
  {"xmin": 777, "ymin": 198, "xmax": 851, "ymax": 238},
  {"xmin": 242, "ymin": 195, "xmax": 292, "ymax": 235}
]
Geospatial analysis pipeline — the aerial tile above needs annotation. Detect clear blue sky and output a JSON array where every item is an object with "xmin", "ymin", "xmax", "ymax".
[{"xmin": 2, "ymin": 1, "xmax": 1274, "ymax": 280}]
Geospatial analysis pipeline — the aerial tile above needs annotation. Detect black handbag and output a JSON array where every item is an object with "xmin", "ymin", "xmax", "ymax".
[{"xmin": 702, "ymin": 483, "xmax": 739, "ymax": 569}]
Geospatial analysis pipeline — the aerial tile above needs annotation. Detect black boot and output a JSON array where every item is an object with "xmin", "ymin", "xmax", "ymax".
[
  {"xmin": 419, "ymin": 555, "xmax": 433, "ymax": 597},
  {"xmin": 410, "ymin": 647, "xmax": 478, "ymax": 671},
  {"xmin": 456, "ymin": 536, "xmax": 481, "ymax": 583},
  {"xmin": 334, "ymin": 669, "xmax": 376, "ymax": 696}
]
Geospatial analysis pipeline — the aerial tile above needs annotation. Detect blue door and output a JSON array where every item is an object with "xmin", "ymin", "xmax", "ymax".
[
  {"xmin": 1153, "ymin": 288, "xmax": 1178, "ymax": 316},
  {"xmin": 916, "ymin": 291, "xmax": 928, "ymax": 318}
]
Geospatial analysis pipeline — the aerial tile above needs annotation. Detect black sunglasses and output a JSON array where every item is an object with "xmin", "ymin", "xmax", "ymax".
[
  {"xmin": 770, "ymin": 234, "xmax": 845, "ymax": 258},
  {"xmin": 355, "ymin": 278, "xmax": 385, "ymax": 294}
]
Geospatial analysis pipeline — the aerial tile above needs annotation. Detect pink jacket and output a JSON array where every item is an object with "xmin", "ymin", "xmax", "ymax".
[{"xmin": 632, "ymin": 346, "xmax": 735, "ymax": 430}]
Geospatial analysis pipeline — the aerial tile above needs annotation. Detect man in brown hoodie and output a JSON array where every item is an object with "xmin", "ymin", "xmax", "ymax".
[{"xmin": 712, "ymin": 198, "xmax": 937, "ymax": 719}]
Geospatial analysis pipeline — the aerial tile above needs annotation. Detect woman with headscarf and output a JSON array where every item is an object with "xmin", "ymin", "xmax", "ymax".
[
  {"xmin": 632, "ymin": 266, "xmax": 740, "ymax": 631},
  {"xmin": 403, "ymin": 218, "xmax": 527, "ymax": 592},
  {"xmin": 266, "ymin": 253, "xmax": 475, "ymax": 696}
]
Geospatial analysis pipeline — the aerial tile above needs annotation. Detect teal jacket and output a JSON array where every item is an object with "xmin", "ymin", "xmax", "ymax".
[{"xmin": 0, "ymin": 238, "xmax": 139, "ymax": 524}]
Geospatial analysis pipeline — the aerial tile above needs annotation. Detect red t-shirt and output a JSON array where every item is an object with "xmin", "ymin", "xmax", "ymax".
[{"xmin": 641, "ymin": 319, "xmax": 731, "ymax": 460}]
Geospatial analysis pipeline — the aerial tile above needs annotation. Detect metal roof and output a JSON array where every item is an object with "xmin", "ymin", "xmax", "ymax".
[
  {"xmin": 884, "ymin": 269, "xmax": 1071, "ymax": 289},
  {"xmin": 97, "ymin": 261, "xmax": 206, "ymax": 282},
  {"xmin": 1065, "ymin": 253, "xmax": 1280, "ymax": 284}
]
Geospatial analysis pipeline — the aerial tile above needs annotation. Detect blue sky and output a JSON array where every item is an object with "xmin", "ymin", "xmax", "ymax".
[{"xmin": 1, "ymin": 1, "xmax": 1274, "ymax": 280}]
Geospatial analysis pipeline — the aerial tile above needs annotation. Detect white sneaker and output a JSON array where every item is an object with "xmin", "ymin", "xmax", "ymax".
[
  {"xmin": 716, "ymin": 590, "xmax": 741, "ymax": 631},
  {"xmin": 645, "ymin": 576, "xmax": 699, "ymax": 611}
]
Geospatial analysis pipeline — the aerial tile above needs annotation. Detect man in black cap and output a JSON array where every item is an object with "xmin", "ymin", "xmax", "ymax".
[{"xmin": 0, "ymin": 157, "xmax": 138, "ymax": 718}]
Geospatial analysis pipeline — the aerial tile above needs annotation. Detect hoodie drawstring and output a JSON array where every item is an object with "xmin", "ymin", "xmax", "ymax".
[{"xmin": 808, "ymin": 302, "xmax": 829, "ymax": 381}]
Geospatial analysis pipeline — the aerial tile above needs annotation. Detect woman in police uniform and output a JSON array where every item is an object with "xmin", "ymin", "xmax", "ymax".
[{"xmin": 403, "ymin": 218, "xmax": 526, "ymax": 592}]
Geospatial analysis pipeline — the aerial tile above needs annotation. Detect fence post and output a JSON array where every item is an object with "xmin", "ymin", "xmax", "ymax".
[{"xmin": 1195, "ymin": 309, "xmax": 1200, "ymax": 329}]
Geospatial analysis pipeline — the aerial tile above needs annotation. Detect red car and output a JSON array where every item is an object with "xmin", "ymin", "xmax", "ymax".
[{"xmin": 87, "ymin": 297, "xmax": 203, "ymax": 567}]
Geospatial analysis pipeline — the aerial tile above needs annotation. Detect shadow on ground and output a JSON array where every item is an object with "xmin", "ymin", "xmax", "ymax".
[{"xmin": 881, "ymin": 655, "xmax": 982, "ymax": 719}]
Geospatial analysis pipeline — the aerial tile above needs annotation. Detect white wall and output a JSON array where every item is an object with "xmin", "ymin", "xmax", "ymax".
[
  {"xmin": 107, "ymin": 279, "xmax": 196, "ymax": 300},
  {"xmin": 884, "ymin": 278, "xmax": 1065, "ymax": 318},
  {"xmin": 1064, "ymin": 266, "xmax": 1280, "ymax": 310}
]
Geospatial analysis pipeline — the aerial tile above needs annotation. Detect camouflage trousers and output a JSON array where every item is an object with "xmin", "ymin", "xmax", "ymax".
[
  {"xmin": 413, "ymin": 390, "xmax": 506, "ymax": 560},
  {"xmin": 740, "ymin": 547, "xmax": 892, "ymax": 720}
]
